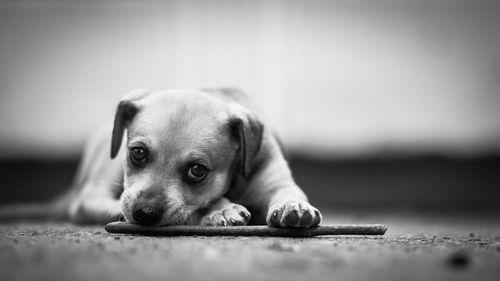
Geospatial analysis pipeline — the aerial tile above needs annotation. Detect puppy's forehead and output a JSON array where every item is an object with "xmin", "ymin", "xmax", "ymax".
[
  {"xmin": 142, "ymin": 90, "xmax": 227, "ymax": 121},
  {"xmin": 128, "ymin": 90, "xmax": 231, "ymax": 147}
]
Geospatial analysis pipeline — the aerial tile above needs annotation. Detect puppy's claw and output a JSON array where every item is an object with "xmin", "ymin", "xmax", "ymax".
[
  {"xmin": 240, "ymin": 211, "xmax": 251, "ymax": 220},
  {"xmin": 312, "ymin": 209, "xmax": 322, "ymax": 226},
  {"xmin": 266, "ymin": 201, "xmax": 322, "ymax": 228},
  {"xmin": 299, "ymin": 210, "xmax": 313, "ymax": 227},
  {"xmin": 283, "ymin": 209, "xmax": 299, "ymax": 226},
  {"xmin": 269, "ymin": 209, "xmax": 282, "ymax": 226},
  {"xmin": 200, "ymin": 203, "xmax": 251, "ymax": 227}
]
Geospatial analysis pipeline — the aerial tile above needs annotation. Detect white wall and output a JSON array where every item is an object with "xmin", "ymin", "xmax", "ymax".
[{"xmin": 1, "ymin": 0, "xmax": 499, "ymax": 158}]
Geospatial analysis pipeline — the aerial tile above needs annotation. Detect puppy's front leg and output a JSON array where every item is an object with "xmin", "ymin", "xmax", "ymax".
[
  {"xmin": 247, "ymin": 144, "xmax": 322, "ymax": 228},
  {"xmin": 199, "ymin": 197, "xmax": 251, "ymax": 226}
]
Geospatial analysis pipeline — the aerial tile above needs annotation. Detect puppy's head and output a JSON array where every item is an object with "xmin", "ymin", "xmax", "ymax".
[{"xmin": 111, "ymin": 89, "xmax": 263, "ymax": 226}]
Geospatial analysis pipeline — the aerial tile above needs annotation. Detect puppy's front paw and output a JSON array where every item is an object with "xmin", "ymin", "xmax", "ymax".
[
  {"xmin": 266, "ymin": 201, "xmax": 322, "ymax": 228},
  {"xmin": 200, "ymin": 204, "xmax": 251, "ymax": 226}
]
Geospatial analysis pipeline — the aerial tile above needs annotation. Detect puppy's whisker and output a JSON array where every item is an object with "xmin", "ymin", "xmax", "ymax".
[{"xmin": 98, "ymin": 180, "xmax": 123, "ymax": 190}]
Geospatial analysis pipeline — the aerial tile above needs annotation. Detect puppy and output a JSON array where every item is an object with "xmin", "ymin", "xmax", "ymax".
[{"xmin": 0, "ymin": 88, "xmax": 322, "ymax": 228}]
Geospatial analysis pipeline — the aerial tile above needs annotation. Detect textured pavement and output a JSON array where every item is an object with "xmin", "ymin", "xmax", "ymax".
[{"xmin": 1, "ymin": 212, "xmax": 499, "ymax": 281}]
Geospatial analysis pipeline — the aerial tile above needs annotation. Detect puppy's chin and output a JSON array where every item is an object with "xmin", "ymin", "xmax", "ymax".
[
  {"xmin": 120, "ymin": 205, "xmax": 194, "ymax": 226},
  {"xmin": 157, "ymin": 207, "xmax": 194, "ymax": 226}
]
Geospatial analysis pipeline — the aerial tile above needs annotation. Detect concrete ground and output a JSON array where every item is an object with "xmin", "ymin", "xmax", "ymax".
[{"xmin": 1, "ymin": 211, "xmax": 499, "ymax": 281}]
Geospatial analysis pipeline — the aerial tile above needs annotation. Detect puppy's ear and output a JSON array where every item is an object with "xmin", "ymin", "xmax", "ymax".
[
  {"xmin": 110, "ymin": 89, "xmax": 150, "ymax": 159},
  {"xmin": 229, "ymin": 112, "xmax": 264, "ymax": 178}
]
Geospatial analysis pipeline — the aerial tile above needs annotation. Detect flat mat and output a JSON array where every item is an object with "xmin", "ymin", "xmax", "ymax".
[{"xmin": 105, "ymin": 222, "xmax": 388, "ymax": 237}]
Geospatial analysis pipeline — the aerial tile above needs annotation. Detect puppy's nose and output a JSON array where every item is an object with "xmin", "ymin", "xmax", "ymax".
[{"xmin": 133, "ymin": 206, "xmax": 163, "ymax": 226}]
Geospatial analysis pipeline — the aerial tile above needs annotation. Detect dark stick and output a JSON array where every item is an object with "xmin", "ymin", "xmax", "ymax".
[{"xmin": 105, "ymin": 222, "xmax": 388, "ymax": 237}]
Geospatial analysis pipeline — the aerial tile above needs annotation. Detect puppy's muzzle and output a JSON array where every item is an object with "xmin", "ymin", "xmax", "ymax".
[
  {"xmin": 132, "ymin": 190, "xmax": 166, "ymax": 226},
  {"xmin": 133, "ymin": 204, "xmax": 163, "ymax": 226}
]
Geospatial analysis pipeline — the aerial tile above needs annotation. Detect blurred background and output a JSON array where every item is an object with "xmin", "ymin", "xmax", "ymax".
[{"xmin": 1, "ymin": 0, "xmax": 499, "ymax": 214}]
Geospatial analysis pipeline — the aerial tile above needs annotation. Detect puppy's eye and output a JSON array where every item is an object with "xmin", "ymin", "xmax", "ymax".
[
  {"xmin": 186, "ymin": 164, "xmax": 207, "ymax": 183},
  {"xmin": 130, "ymin": 147, "xmax": 148, "ymax": 166}
]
